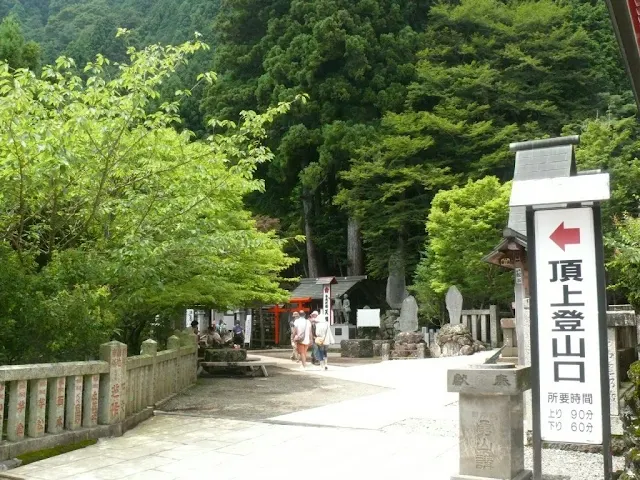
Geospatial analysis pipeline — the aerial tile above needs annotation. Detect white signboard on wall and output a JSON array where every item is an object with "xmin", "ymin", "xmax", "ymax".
[
  {"xmin": 357, "ymin": 309, "xmax": 381, "ymax": 327},
  {"xmin": 534, "ymin": 207, "xmax": 603, "ymax": 444},
  {"xmin": 185, "ymin": 309, "xmax": 194, "ymax": 329}
]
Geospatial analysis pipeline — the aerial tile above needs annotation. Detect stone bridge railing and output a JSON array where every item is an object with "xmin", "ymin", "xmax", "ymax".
[{"xmin": 0, "ymin": 332, "xmax": 197, "ymax": 461}]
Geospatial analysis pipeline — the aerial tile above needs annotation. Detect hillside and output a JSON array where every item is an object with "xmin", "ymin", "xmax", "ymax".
[{"xmin": 0, "ymin": 0, "xmax": 219, "ymax": 63}]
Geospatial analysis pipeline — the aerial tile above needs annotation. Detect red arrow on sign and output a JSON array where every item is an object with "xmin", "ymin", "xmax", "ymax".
[{"xmin": 550, "ymin": 222, "xmax": 580, "ymax": 251}]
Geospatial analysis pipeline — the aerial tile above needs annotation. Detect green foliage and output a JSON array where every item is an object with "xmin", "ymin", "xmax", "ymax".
[
  {"xmin": 0, "ymin": 38, "xmax": 299, "ymax": 363},
  {"xmin": 413, "ymin": 177, "xmax": 513, "ymax": 320},
  {"xmin": 206, "ymin": 0, "xmax": 429, "ymax": 275},
  {"xmin": 0, "ymin": 14, "xmax": 39, "ymax": 69}
]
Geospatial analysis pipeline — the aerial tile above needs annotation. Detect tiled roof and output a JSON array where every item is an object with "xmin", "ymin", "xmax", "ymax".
[
  {"xmin": 508, "ymin": 143, "xmax": 576, "ymax": 236},
  {"xmin": 289, "ymin": 276, "xmax": 367, "ymax": 300}
]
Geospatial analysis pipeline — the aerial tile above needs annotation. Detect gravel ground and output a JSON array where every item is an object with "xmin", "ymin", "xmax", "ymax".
[
  {"xmin": 382, "ymin": 417, "xmax": 624, "ymax": 479},
  {"xmin": 524, "ymin": 448, "xmax": 624, "ymax": 480},
  {"xmin": 159, "ymin": 366, "xmax": 388, "ymax": 420}
]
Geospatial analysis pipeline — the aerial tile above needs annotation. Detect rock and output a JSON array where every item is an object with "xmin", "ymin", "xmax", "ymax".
[
  {"xmin": 204, "ymin": 349, "xmax": 247, "ymax": 362},
  {"xmin": 398, "ymin": 295, "xmax": 419, "ymax": 332},
  {"xmin": 460, "ymin": 345, "xmax": 474, "ymax": 355},
  {"xmin": 381, "ymin": 310, "xmax": 400, "ymax": 340},
  {"xmin": 435, "ymin": 323, "xmax": 480, "ymax": 357},
  {"xmin": 429, "ymin": 342, "xmax": 441, "ymax": 358},
  {"xmin": 386, "ymin": 247, "xmax": 409, "ymax": 308},
  {"xmin": 439, "ymin": 323, "xmax": 470, "ymax": 336},
  {"xmin": 341, "ymin": 339, "xmax": 374, "ymax": 358},
  {"xmin": 417, "ymin": 344, "xmax": 430, "ymax": 359},
  {"xmin": 395, "ymin": 332, "xmax": 424, "ymax": 344},
  {"xmin": 372, "ymin": 340, "xmax": 383, "ymax": 357},
  {"xmin": 445, "ymin": 285, "xmax": 463, "ymax": 324}
]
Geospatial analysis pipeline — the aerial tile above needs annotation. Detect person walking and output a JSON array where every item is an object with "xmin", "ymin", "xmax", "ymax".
[
  {"xmin": 310, "ymin": 311, "xmax": 321, "ymax": 366},
  {"xmin": 290, "ymin": 312, "xmax": 300, "ymax": 361},
  {"xmin": 314, "ymin": 312, "xmax": 335, "ymax": 370},
  {"xmin": 293, "ymin": 311, "xmax": 312, "ymax": 369}
]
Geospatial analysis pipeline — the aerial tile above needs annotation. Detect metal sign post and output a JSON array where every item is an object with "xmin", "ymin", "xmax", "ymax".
[{"xmin": 512, "ymin": 173, "xmax": 612, "ymax": 480}]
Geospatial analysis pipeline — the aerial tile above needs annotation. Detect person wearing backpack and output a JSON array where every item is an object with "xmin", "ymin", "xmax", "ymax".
[
  {"xmin": 293, "ymin": 311, "xmax": 312, "ymax": 369},
  {"xmin": 314, "ymin": 312, "xmax": 335, "ymax": 370}
]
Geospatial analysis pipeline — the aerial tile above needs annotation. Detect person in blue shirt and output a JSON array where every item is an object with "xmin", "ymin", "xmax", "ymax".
[{"xmin": 232, "ymin": 321, "xmax": 244, "ymax": 347}]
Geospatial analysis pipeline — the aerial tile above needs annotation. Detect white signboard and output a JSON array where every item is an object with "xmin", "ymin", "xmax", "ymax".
[
  {"xmin": 244, "ymin": 314, "xmax": 252, "ymax": 345},
  {"xmin": 322, "ymin": 285, "xmax": 333, "ymax": 325},
  {"xmin": 185, "ymin": 309, "xmax": 194, "ymax": 329},
  {"xmin": 534, "ymin": 207, "xmax": 603, "ymax": 444},
  {"xmin": 357, "ymin": 309, "xmax": 381, "ymax": 327}
]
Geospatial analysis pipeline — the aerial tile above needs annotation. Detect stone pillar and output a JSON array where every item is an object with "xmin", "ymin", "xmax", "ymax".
[
  {"xmin": 99, "ymin": 341, "xmax": 127, "ymax": 425},
  {"xmin": 47, "ymin": 377, "xmax": 65, "ymax": 433},
  {"xmin": 7, "ymin": 380, "xmax": 27, "ymax": 441},
  {"xmin": 448, "ymin": 364, "xmax": 532, "ymax": 480},
  {"xmin": 608, "ymin": 327, "xmax": 622, "ymax": 435},
  {"xmin": 471, "ymin": 314, "xmax": 479, "ymax": 341},
  {"xmin": 489, "ymin": 305, "xmax": 499, "ymax": 348},
  {"xmin": 381, "ymin": 342, "xmax": 391, "ymax": 361},
  {"xmin": 65, "ymin": 375, "xmax": 83, "ymax": 430},
  {"xmin": 480, "ymin": 313, "xmax": 489, "ymax": 344},
  {"xmin": 27, "ymin": 379, "xmax": 47, "ymax": 438},
  {"xmin": 500, "ymin": 318, "xmax": 518, "ymax": 360},
  {"xmin": 417, "ymin": 343, "xmax": 428, "ymax": 359},
  {"xmin": 83, "ymin": 374, "xmax": 100, "ymax": 427},
  {"xmin": 167, "ymin": 335, "xmax": 180, "ymax": 395},
  {"xmin": 522, "ymin": 299, "xmax": 532, "ymax": 435},
  {"xmin": 141, "ymin": 339, "xmax": 157, "ymax": 408},
  {"xmin": 0, "ymin": 381, "xmax": 4, "ymax": 441}
]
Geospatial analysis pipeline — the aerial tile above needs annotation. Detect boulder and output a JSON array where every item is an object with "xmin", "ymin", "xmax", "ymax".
[
  {"xmin": 435, "ymin": 323, "xmax": 486, "ymax": 357},
  {"xmin": 204, "ymin": 349, "xmax": 247, "ymax": 362},
  {"xmin": 341, "ymin": 339, "xmax": 374, "ymax": 358},
  {"xmin": 395, "ymin": 332, "xmax": 425, "ymax": 344}
]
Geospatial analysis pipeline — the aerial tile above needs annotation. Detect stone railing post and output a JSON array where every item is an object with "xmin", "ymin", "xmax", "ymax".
[
  {"xmin": 167, "ymin": 335, "xmax": 180, "ymax": 395},
  {"xmin": 489, "ymin": 305, "xmax": 498, "ymax": 347},
  {"xmin": 65, "ymin": 375, "xmax": 83, "ymax": 430},
  {"xmin": 447, "ymin": 363, "xmax": 531, "ymax": 480},
  {"xmin": 187, "ymin": 332, "xmax": 198, "ymax": 384},
  {"xmin": 47, "ymin": 377, "xmax": 65, "ymax": 434},
  {"xmin": 82, "ymin": 374, "xmax": 100, "ymax": 427},
  {"xmin": 6, "ymin": 380, "xmax": 27, "ymax": 441},
  {"xmin": 27, "ymin": 379, "xmax": 47, "ymax": 437},
  {"xmin": 0, "ymin": 381, "xmax": 4, "ymax": 440},
  {"xmin": 381, "ymin": 342, "xmax": 391, "ymax": 361},
  {"xmin": 98, "ymin": 341, "xmax": 127, "ymax": 425},
  {"xmin": 141, "ymin": 339, "xmax": 157, "ymax": 407}
]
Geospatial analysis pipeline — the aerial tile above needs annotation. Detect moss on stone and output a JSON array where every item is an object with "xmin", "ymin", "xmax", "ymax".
[{"xmin": 16, "ymin": 439, "xmax": 97, "ymax": 466}]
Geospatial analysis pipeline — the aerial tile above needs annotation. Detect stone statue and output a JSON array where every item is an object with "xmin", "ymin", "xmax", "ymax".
[
  {"xmin": 445, "ymin": 286, "xmax": 463, "ymax": 325},
  {"xmin": 333, "ymin": 296, "xmax": 343, "ymax": 324},
  {"xmin": 342, "ymin": 294, "xmax": 351, "ymax": 324}
]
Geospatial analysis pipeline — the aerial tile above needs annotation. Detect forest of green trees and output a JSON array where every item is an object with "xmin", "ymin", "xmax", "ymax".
[{"xmin": 1, "ymin": 0, "xmax": 640, "ymax": 362}]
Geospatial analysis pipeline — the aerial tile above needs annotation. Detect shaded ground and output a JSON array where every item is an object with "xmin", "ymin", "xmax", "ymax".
[
  {"xmin": 159, "ymin": 366, "xmax": 388, "ymax": 421},
  {"xmin": 253, "ymin": 349, "xmax": 382, "ymax": 367}
]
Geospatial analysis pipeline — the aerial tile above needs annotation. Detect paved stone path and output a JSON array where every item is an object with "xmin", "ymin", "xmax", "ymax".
[{"xmin": 9, "ymin": 351, "xmax": 622, "ymax": 479}]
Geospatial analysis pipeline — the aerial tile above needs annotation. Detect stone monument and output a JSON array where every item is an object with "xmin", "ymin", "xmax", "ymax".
[
  {"xmin": 446, "ymin": 286, "xmax": 463, "ymax": 325},
  {"xmin": 448, "ymin": 363, "xmax": 532, "ymax": 480},
  {"xmin": 386, "ymin": 248, "xmax": 409, "ymax": 308},
  {"xmin": 398, "ymin": 295, "xmax": 419, "ymax": 332}
]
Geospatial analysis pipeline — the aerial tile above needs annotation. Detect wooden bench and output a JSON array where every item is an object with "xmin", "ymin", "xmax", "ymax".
[{"xmin": 197, "ymin": 358, "xmax": 278, "ymax": 377}]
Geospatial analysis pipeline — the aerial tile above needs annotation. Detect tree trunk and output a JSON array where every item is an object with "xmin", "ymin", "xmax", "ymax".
[
  {"xmin": 386, "ymin": 234, "xmax": 408, "ymax": 309},
  {"xmin": 259, "ymin": 306, "xmax": 265, "ymax": 349},
  {"xmin": 302, "ymin": 189, "xmax": 319, "ymax": 278},
  {"xmin": 347, "ymin": 216, "xmax": 364, "ymax": 276}
]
